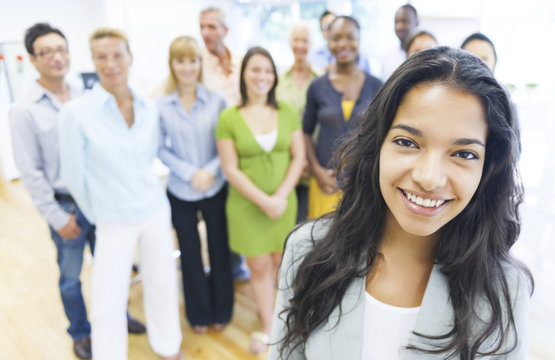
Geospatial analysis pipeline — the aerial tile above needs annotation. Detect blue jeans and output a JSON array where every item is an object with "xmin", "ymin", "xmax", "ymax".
[{"xmin": 49, "ymin": 199, "xmax": 96, "ymax": 340}]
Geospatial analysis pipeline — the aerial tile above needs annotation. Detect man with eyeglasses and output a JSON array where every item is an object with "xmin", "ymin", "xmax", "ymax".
[{"xmin": 8, "ymin": 23, "xmax": 144, "ymax": 360}]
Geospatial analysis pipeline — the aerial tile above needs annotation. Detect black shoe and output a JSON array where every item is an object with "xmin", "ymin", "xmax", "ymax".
[
  {"xmin": 127, "ymin": 315, "xmax": 146, "ymax": 334},
  {"xmin": 73, "ymin": 337, "xmax": 92, "ymax": 359}
]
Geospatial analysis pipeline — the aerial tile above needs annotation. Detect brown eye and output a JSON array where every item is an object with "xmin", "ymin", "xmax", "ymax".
[{"xmin": 453, "ymin": 151, "xmax": 478, "ymax": 160}]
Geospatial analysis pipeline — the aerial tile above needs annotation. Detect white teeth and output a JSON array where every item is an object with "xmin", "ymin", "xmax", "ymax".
[{"xmin": 403, "ymin": 190, "xmax": 445, "ymax": 208}]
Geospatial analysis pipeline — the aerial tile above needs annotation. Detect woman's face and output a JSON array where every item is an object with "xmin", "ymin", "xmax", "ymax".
[
  {"xmin": 243, "ymin": 53, "xmax": 275, "ymax": 99},
  {"xmin": 290, "ymin": 27, "xmax": 310, "ymax": 62},
  {"xmin": 407, "ymin": 35, "xmax": 437, "ymax": 58},
  {"xmin": 171, "ymin": 55, "xmax": 201, "ymax": 86},
  {"xmin": 463, "ymin": 39, "xmax": 496, "ymax": 71},
  {"xmin": 379, "ymin": 83, "xmax": 487, "ymax": 238},
  {"xmin": 327, "ymin": 19, "xmax": 359, "ymax": 65}
]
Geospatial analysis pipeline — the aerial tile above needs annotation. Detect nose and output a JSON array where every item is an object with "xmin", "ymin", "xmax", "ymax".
[{"xmin": 412, "ymin": 152, "xmax": 447, "ymax": 192}]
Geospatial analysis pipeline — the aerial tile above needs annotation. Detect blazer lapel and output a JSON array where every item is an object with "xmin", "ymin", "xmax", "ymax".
[
  {"xmin": 324, "ymin": 276, "xmax": 366, "ymax": 359},
  {"xmin": 402, "ymin": 264, "xmax": 455, "ymax": 359}
]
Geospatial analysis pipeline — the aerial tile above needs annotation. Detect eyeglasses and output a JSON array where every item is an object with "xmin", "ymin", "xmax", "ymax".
[{"xmin": 35, "ymin": 47, "xmax": 68, "ymax": 59}]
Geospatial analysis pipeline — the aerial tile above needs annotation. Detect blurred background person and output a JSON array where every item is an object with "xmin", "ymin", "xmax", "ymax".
[
  {"xmin": 216, "ymin": 47, "xmax": 305, "ymax": 354},
  {"xmin": 304, "ymin": 16, "xmax": 382, "ymax": 219},
  {"xmin": 9, "ymin": 22, "xmax": 96, "ymax": 360},
  {"xmin": 381, "ymin": 4, "xmax": 419, "ymax": 80},
  {"xmin": 58, "ymin": 28, "xmax": 182, "ymax": 360},
  {"xmin": 405, "ymin": 30, "xmax": 438, "ymax": 58},
  {"xmin": 199, "ymin": 6, "xmax": 250, "ymax": 282},
  {"xmin": 461, "ymin": 32, "xmax": 497, "ymax": 72},
  {"xmin": 309, "ymin": 10, "xmax": 371, "ymax": 74},
  {"xmin": 200, "ymin": 6, "xmax": 241, "ymax": 107},
  {"xmin": 276, "ymin": 21, "xmax": 319, "ymax": 223},
  {"xmin": 157, "ymin": 36, "xmax": 233, "ymax": 335}
]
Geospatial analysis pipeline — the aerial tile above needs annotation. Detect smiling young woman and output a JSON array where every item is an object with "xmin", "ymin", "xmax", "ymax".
[
  {"xmin": 216, "ymin": 46, "xmax": 306, "ymax": 355},
  {"xmin": 156, "ymin": 36, "xmax": 233, "ymax": 336},
  {"xmin": 303, "ymin": 16, "xmax": 382, "ymax": 219},
  {"xmin": 269, "ymin": 47, "xmax": 533, "ymax": 360}
]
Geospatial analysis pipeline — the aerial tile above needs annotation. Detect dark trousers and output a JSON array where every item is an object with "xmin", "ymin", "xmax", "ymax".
[
  {"xmin": 167, "ymin": 187, "xmax": 234, "ymax": 326},
  {"xmin": 296, "ymin": 184, "xmax": 309, "ymax": 224}
]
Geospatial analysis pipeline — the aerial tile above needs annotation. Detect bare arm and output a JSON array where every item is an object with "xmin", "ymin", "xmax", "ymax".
[
  {"xmin": 217, "ymin": 139, "xmax": 286, "ymax": 219},
  {"xmin": 303, "ymin": 133, "xmax": 337, "ymax": 194},
  {"xmin": 274, "ymin": 129, "xmax": 306, "ymax": 199}
]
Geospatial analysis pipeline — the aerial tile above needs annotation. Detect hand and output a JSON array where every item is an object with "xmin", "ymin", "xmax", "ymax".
[
  {"xmin": 259, "ymin": 195, "xmax": 288, "ymax": 220},
  {"xmin": 314, "ymin": 167, "xmax": 338, "ymax": 195},
  {"xmin": 191, "ymin": 169, "xmax": 214, "ymax": 193},
  {"xmin": 57, "ymin": 214, "xmax": 81, "ymax": 240}
]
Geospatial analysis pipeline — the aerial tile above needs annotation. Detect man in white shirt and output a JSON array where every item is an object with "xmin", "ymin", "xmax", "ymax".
[
  {"xmin": 199, "ymin": 6, "xmax": 250, "ymax": 282},
  {"xmin": 381, "ymin": 4, "xmax": 419, "ymax": 80}
]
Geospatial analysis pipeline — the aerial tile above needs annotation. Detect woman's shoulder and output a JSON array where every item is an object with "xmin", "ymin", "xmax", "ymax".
[
  {"xmin": 277, "ymin": 100, "xmax": 297, "ymax": 117},
  {"xmin": 154, "ymin": 92, "xmax": 175, "ymax": 109},
  {"xmin": 285, "ymin": 218, "xmax": 332, "ymax": 257},
  {"xmin": 218, "ymin": 105, "xmax": 239, "ymax": 119},
  {"xmin": 305, "ymin": 72, "xmax": 331, "ymax": 92},
  {"xmin": 362, "ymin": 72, "xmax": 384, "ymax": 92},
  {"xmin": 501, "ymin": 262, "xmax": 533, "ymax": 301},
  {"xmin": 198, "ymin": 83, "xmax": 226, "ymax": 105}
]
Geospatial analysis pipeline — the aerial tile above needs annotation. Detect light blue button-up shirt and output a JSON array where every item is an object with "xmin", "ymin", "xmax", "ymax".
[
  {"xmin": 58, "ymin": 83, "xmax": 167, "ymax": 224},
  {"xmin": 9, "ymin": 80, "xmax": 82, "ymax": 230},
  {"xmin": 156, "ymin": 83, "xmax": 226, "ymax": 201}
]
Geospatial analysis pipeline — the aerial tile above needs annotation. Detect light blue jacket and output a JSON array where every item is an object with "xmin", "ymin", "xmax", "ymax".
[
  {"xmin": 58, "ymin": 83, "xmax": 167, "ymax": 224},
  {"xmin": 269, "ymin": 221, "xmax": 531, "ymax": 359}
]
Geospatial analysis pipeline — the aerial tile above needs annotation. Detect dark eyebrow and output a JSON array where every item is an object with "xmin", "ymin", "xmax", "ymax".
[
  {"xmin": 391, "ymin": 124, "xmax": 422, "ymax": 137},
  {"xmin": 392, "ymin": 123, "xmax": 485, "ymax": 147},
  {"xmin": 454, "ymin": 138, "xmax": 485, "ymax": 147}
]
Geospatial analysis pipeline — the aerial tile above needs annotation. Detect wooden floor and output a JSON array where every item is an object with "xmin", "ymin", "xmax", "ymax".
[
  {"xmin": 0, "ymin": 181, "xmax": 268, "ymax": 360},
  {"xmin": 2, "ymin": 180, "xmax": 554, "ymax": 359}
]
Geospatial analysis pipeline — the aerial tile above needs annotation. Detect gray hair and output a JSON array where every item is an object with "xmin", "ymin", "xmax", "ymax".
[{"xmin": 200, "ymin": 7, "xmax": 226, "ymax": 26}]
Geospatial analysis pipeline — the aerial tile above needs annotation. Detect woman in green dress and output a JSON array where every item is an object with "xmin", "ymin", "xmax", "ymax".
[{"xmin": 216, "ymin": 46, "xmax": 306, "ymax": 354}]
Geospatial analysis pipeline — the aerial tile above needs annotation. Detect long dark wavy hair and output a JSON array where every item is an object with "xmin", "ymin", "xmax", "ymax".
[
  {"xmin": 238, "ymin": 46, "xmax": 279, "ymax": 109},
  {"xmin": 278, "ymin": 47, "xmax": 533, "ymax": 359}
]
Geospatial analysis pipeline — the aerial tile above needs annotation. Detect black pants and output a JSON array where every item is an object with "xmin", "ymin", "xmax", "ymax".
[
  {"xmin": 296, "ymin": 184, "xmax": 309, "ymax": 224},
  {"xmin": 167, "ymin": 187, "xmax": 234, "ymax": 326}
]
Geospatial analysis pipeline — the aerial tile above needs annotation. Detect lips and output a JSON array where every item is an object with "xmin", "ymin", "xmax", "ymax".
[
  {"xmin": 337, "ymin": 50, "xmax": 353, "ymax": 59},
  {"xmin": 402, "ymin": 190, "xmax": 446, "ymax": 208},
  {"xmin": 398, "ymin": 188, "xmax": 451, "ymax": 217}
]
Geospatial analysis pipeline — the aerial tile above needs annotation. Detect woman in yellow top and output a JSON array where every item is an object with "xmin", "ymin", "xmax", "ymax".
[
  {"xmin": 216, "ymin": 46, "xmax": 305, "ymax": 354},
  {"xmin": 303, "ymin": 16, "xmax": 382, "ymax": 218}
]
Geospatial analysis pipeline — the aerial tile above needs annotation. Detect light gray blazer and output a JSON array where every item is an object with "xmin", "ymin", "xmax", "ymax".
[{"xmin": 268, "ymin": 221, "xmax": 531, "ymax": 360}]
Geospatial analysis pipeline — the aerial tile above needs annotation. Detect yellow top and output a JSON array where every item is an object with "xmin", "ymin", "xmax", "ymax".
[{"xmin": 341, "ymin": 100, "xmax": 355, "ymax": 121}]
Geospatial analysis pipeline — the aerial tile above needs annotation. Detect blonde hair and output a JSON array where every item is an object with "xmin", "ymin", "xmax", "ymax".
[
  {"xmin": 164, "ymin": 36, "xmax": 203, "ymax": 94},
  {"xmin": 89, "ymin": 27, "xmax": 130, "ymax": 53}
]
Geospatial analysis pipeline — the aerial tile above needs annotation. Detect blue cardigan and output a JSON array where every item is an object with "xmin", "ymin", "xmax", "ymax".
[{"xmin": 302, "ymin": 73, "xmax": 382, "ymax": 169}]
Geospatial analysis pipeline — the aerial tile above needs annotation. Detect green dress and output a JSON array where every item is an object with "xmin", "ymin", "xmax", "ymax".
[{"xmin": 216, "ymin": 102, "xmax": 301, "ymax": 257}]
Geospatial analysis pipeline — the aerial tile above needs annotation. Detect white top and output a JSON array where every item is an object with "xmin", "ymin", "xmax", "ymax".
[
  {"xmin": 361, "ymin": 291, "xmax": 420, "ymax": 360},
  {"xmin": 254, "ymin": 130, "xmax": 278, "ymax": 152}
]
